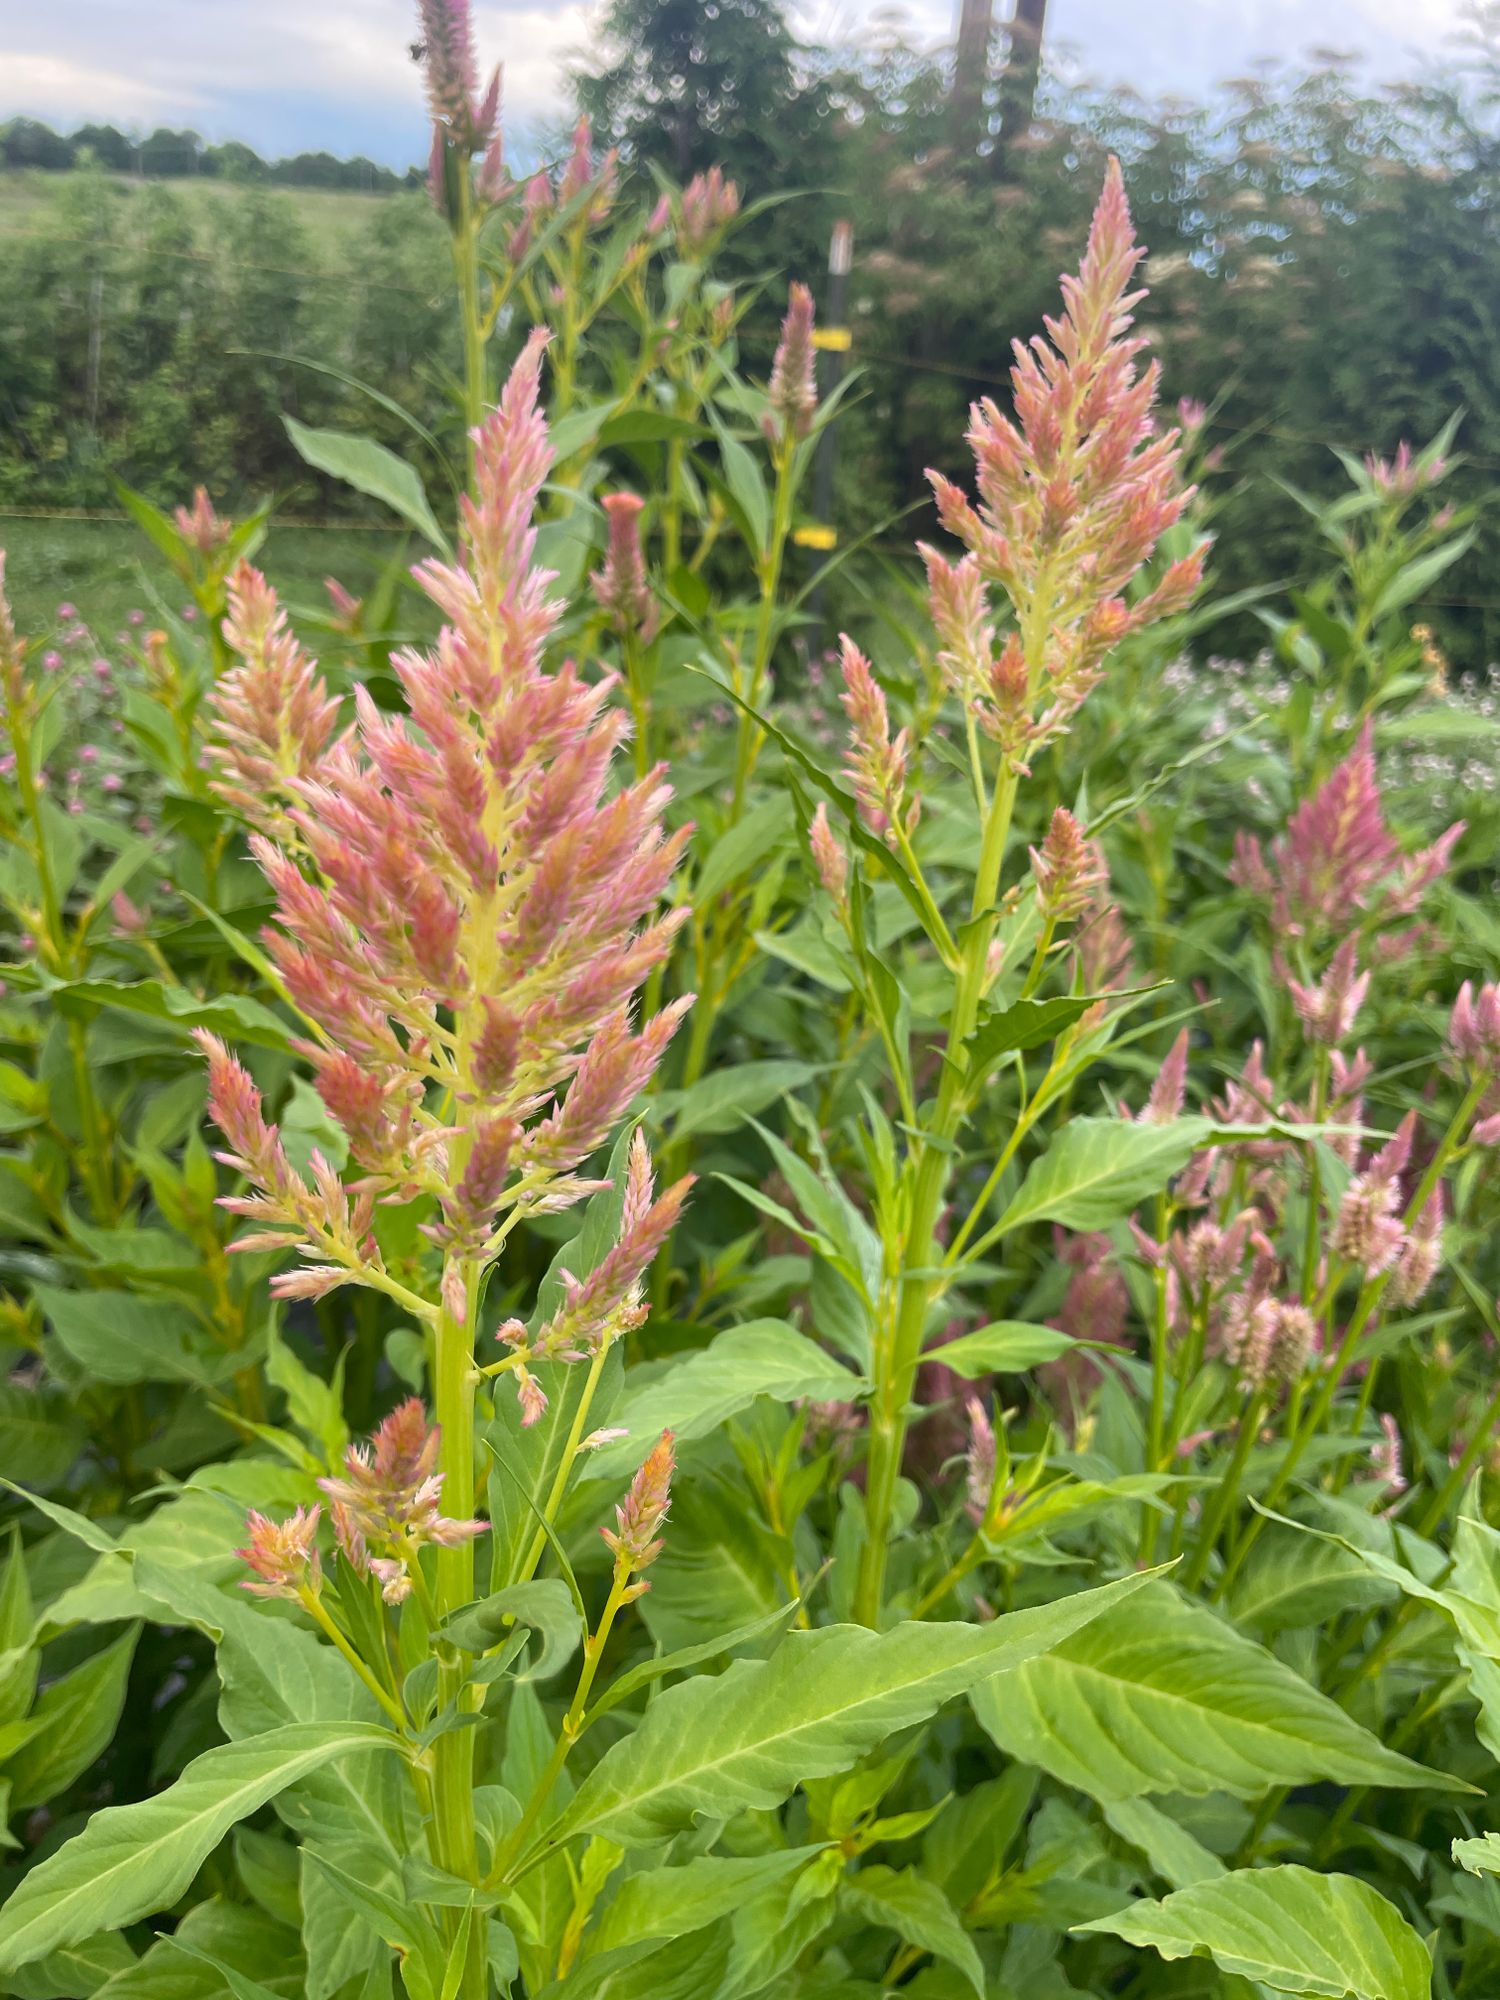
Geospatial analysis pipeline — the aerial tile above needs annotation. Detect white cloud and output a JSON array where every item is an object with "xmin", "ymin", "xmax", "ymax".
[{"xmin": 0, "ymin": 0, "xmax": 1469, "ymax": 163}]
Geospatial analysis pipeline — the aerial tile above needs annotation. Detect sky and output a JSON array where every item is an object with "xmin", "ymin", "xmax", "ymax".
[{"xmin": 0, "ymin": 0, "xmax": 1472, "ymax": 168}]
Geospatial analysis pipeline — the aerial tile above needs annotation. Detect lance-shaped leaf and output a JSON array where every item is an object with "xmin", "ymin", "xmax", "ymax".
[
  {"xmin": 0, "ymin": 1722, "xmax": 400, "ymax": 1973},
  {"xmin": 535, "ymin": 1569, "xmax": 1157, "ymax": 1854},
  {"xmin": 970, "ymin": 1582, "xmax": 1452, "ymax": 1802},
  {"xmin": 586, "ymin": 1848, "xmax": 823, "ymax": 1959},
  {"xmin": 1076, "ymin": 1865, "xmax": 1431, "ymax": 2000},
  {"xmin": 841, "ymin": 1864, "xmax": 984, "ymax": 1996},
  {"xmin": 992, "ymin": 1116, "xmax": 1210, "ymax": 1234}
]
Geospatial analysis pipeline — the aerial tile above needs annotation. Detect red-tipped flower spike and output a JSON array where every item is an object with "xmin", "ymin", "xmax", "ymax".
[
  {"xmin": 927, "ymin": 159, "xmax": 1202, "ymax": 762},
  {"xmin": 236, "ymin": 1505, "xmax": 322, "ymax": 1599},
  {"xmin": 766, "ymin": 282, "xmax": 818, "ymax": 443},
  {"xmin": 838, "ymin": 636, "xmax": 916, "ymax": 849},
  {"xmin": 677, "ymin": 167, "xmax": 740, "ymax": 257},
  {"xmin": 211, "ymin": 564, "xmax": 342, "ymax": 828},
  {"xmin": 204, "ymin": 334, "xmax": 692, "ymax": 1357},
  {"xmin": 319, "ymin": 1398, "xmax": 486, "ymax": 1581},
  {"xmin": 174, "ymin": 487, "xmax": 231, "ymax": 556},
  {"xmin": 601, "ymin": 1430, "xmax": 675, "ymax": 1586},
  {"xmin": 1031, "ymin": 806, "xmax": 1106, "ymax": 924}
]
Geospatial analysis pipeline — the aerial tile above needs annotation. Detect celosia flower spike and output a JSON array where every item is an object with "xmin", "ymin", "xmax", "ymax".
[
  {"xmin": 838, "ymin": 637, "xmax": 917, "ymax": 849},
  {"xmin": 320, "ymin": 1398, "xmax": 486, "ymax": 1604},
  {"xmin": 927, "ymin": 158, "xmax": 1203, "ymax": 762},
  {"xmin": 237, "ymin": 1505, "xmax": 322, "ymax": 1600},
  {"xmin": 678, "ymin": 167, "xmax": 740, "ymax": 257},
  {"xmin": 964, "ymin": 1396, "xmax": 997, "ymax": 1524},
  {"xmin": 809, "ymin": 801, "xmax": 848, "ymax": 906},
  {"xmin": 205, "ymin": 333, "xmax": 692, "ymax": 1312},
  {"xmin": 602, "ymin": 1430, "xmax": 675, "ymax": 1591},
  {"xmin": 1032, "ymin": 807, "xmax": 1106, "ymax": 925},
  {"xmin": 765, "ymin": 282, "xmax": 818, "ymax": 444},
  {"xmin": 1285, "ymin": 935, "xmax": 1369, "ymax": 1048},
  {"xmin": 174, "ymin": 487, "xmax": 231, "ymax": 556},
  {"xmin": 592, "ymin": 493, "xmax": 658, "ymax": 644}
]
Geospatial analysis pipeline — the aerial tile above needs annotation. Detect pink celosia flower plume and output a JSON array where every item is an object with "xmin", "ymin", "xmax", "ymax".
[
  {"xmin": 417, "ymin": 0, "xmax": 498, "ymax": 156},
  {"xmin": 592, "ymin": 493, "xmax": 658, "ymax": 644},
  {"xmin": 765, "ymin": 282, "xmax": 818, "ymax": 444},
  {"xmin": 202, "ymin": 334, "xmax": 693, "ymax": 1413},
  {"xmin": 927, "ymin": 158, "xmax": 1203, "ymax": 767},
  {"xmin": 677, "ymin": 168, "xmax": 741, "ymax": 257},
  {"xmin": 1231, "ymin": 723, "xmax": 1463, "ymax": 942},
  {"xmin": 318, "ymin": 1398, "xmax": 487, "ymax": 1604}
]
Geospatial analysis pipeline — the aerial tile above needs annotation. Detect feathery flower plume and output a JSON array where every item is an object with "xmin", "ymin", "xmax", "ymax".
[
  {"xmin": 677, "ymin": 167, "xmax": 740, "ymax": 257},
  {"xmin": 765, "ymin": 282, "xmax": 818, "ymax": 444},
  {"xmin": 236, "ymin": 1505, "xmax": 322, "ymax": 1600},
  {"xmin": 1132, "ymin": 1027, "xmax": 1190, "ymax": 1125},
  {"xmin": 1031, "ymin": 806, "xmax": 1107, "ymax": 925},
  {"xmin": 591, "ymin": 493, "xmax": 658, "ymax": 644},
  {"xmin": 1369, "ymin": 1411, "xmax": 1407, "ymax": 1497},
  {"xmin": 416, "ymin": 0, "xmax": 499, "ymax": 154},
  {"xmin": 1332, "ymin": 1112, "xmax": 1416, "ymax": 1277},
  {"xmin": 1285, "ymin": 934, "xmax": 1369, "ymax": 1048},
  {"xmin": 174, "ymin": 487, "xmax": 231, "ymax": 556},
  {"xmin": 964, "ymin": 1396, "xmax": 997, "ymax": 1524},
  {"xmin": 601, "ymin": 1429, "xmax": 674, "ymax": 1593},
  {"xmin": 1391, "ymin": 1185, "xmax": 1444, "ymax": 1307},
  {"xmin": 809, "ymin": 801, "xmax": 848, "ymax": 905},
  {"xmin": 204, "ymin": 335, "xmax": 692, "ymax": 1416},
  {"xmin": 927, "ymin": 159, "xmax": 1202, "ymax": 764},
  {"xmin": 211, "ymin": 564, "xmax": 343, "ymax": 828},
  {"xmin": 838, "ymin": 637, "xmax": 917, "ymax": 848},
  {"xmin": 1231, "ymin": 724, "xmax": 1463, "ymax": 940},
  {"xmin": 319, "ymin": 1398, "xmax": 486, "ymax": 1602}
]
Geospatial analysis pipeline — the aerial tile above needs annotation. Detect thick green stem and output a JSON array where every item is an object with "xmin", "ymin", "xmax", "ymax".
[
  {"xmin": 1181, "ymin": 1391, "xmax": 1264, "ymax": 1592},
  {"xmin": 854, "ymin": 766, "xmax": 1018, "ymax": 1626},
  {"xmin": 730, "ymin": 440, "xmax": 795, "ymax": 820}
]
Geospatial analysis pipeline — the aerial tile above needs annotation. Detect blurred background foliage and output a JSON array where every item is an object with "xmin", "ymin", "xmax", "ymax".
[{"xmin": 3, "ymin": 2, "xmax": 1500, "ymax": 657}]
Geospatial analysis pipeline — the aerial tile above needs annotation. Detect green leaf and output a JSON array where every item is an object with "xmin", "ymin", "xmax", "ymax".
[
  {"xmin": 970, "ymin": 1581, "xmax": 1449, "ymax": 1802},
  {"xmin": 1076, "ymin": 1864, "xmax": 1431, "ymax": 2000},
  {"xmin": 587, "ymin": 1848, "xmax": 819, "ymax": 1958},
  {"xmin": 6, "ymin": 1625, "xmax": 139, "ymax": 1810},
  {"xmin": 842, "ymin": 1864, "xmax": 983, "ymax": 1996},
  {"xmin": 0, "ymin": 1387, "xmax": 85, "ymax": 1491},
  {"xmin": 1103, "ymin": 1799, "xmax": 1227, "ymax": 1889},
  {"xmin": 163, "ymin": 1938, "xmax": 284, "ymax": 2000},
  {"xmin": 993, "ymin": 1117, "xmax": 1210, "ymax": 1234},
  {"xmin": 34, "ymin": 1286, "xmax": 225, "ymax": 1389},
  {"xmin": 660, "ymin": 1060, "xmax": 819, "ymax": 1141},
  {"xmin": 1228, "ymin": 1526, "xmax": 1396, "ymax": 1633},
  {"xmin": 43, "ymin": 977, "xmax": 293, "ymax": 1051},
  {"xmin": 438, "ymin": 1578, "xmax": 581, "ymax": 1679},
  {"xmin": 692, "ymin": 795, "xmax": 795, "ymax": 904},
  {"xmin": 284, "ymin": 416, "xmax": 449, "ymax": 552},
  {"xmin": 265, "ymin": 1322, "xmax": 347, "ymax": 1467},
  {"xmin": 536, "ymin": 1569, "xmax": 1158, "ymax": 1853},
  {"xmin": 966, "ymin": 994, "xmax": 1102, "ymax": 1074},
  {"xmin": 580, "ymin": 1321, "xmax": 862, "ymax": 1489},
  {"xmin": 710, "ymin": 418, "xmax": 770, "ymax": 555},
  {"xmin": 0, "ymin": 1479, "xmax": 117, "ymax": 1557},
  {"xmin": 0, "ymin": 1722, "xmax": 401, "ymax": 1973},
  {"xmin": 586, "ymin": 1601, "xmax": 799, "ymax": 1728},
  {"xmin": 1369, "ymin": 527, "xmax": 1475, "ymax": 620},
  {"xmin": 925, "ymin": 1321, "xmax": 1074, "ymax": 1376}
]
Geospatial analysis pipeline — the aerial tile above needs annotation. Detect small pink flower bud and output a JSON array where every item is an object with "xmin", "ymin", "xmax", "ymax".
[
  {"xmin": 964, "ymin": 1396, "xmax": 997, "ymax": 1523},
  {"xmin": 1031, "ymin": 807, "xmax": 1106, "ymax": 925}
]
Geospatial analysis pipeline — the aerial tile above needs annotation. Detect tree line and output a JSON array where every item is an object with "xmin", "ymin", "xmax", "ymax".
[{"xmin": 0, "ymin": 116, "xmax": 415, "ymax": 192}]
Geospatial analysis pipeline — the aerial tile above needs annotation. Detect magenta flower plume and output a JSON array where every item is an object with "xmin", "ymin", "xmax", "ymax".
[
  {"xmin": 1284, "ymin": 934, "xmax": 1369, "ymax": 1048},
  {"xmin": 1232, "ymin": 724, "xmax": 1463, "ymax": 940},
  {"xmin": 204, "ymin": 333, "xmax": 693, "ymax": 1372},
  {"xmin": 927, "ymin": 158, "xmax": 1202, "ymax": 764},
  {"xmin": 765, "ymin": 282, "xmax": 818, "ymax": 443},
  {"xmin": 417, "ymin": 0, "xmax": 486, "ymax": 148},
  {"xmin": 1136, "ymin": 1027, "xmax": 1190, "ymax": 1125},
  {"xmin": 236, "ymin": 1505, "xmax": 322, "ymax": 1600}
]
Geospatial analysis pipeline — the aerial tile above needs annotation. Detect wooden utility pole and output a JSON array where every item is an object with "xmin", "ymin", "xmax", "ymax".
[
  {"xmin": 950, "ymin": 0, "xmax": 996, "ymax": 155},
  {"xmin": 995, "ymin": 0, "xmax": 1049, "ymax": 169}
]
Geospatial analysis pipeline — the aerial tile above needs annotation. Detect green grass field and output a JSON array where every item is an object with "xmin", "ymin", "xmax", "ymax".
[{"xmin": 0, "ymin": 167, "xmax": 393, "ymax": 253}]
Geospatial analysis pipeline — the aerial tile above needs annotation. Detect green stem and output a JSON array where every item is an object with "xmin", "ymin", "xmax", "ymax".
[
  {"xmin": 1181, "ymin": 1391, "xmax": 1263, "ymax": 1592},
  {"xmin": 517, "ymin": 1341, "xmax": 611, "ymax": 1586},
  {"xmin": 1140, "ymin": 1194, "xmax": 1173, "ymax": 1563},
  {"xmin": 730, "ymin": 439, "xmax": 795, "ymax": 820},
  {"xmin": 299, "ymin": 1587, "xmax": 408, "ymax": 1731},
  {"xmin": 853, "ymin": 764, "xmax": 1018, "ymax": 1627}
]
